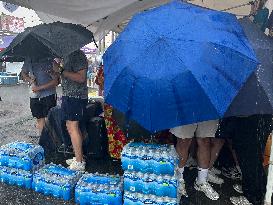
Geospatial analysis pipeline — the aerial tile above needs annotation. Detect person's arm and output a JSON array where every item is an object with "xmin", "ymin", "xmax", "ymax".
[
  {"xmin": 52, "ymin": 60, "xmax": 87, "ymax": 83},
  {"xmin": 32, "ymin": 78, "xmax": 59, "ymax": 93},
  {"xmin": 21, "ymin": 70, "xmax": 35, "ymax": 84},
  {"xmin": 62, "ymin": 69, "xmax": 87, "ymax": 83}
]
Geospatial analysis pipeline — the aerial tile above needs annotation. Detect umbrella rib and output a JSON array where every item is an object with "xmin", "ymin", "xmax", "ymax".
[
  {"xmin": 255, "ymin": 73, "xmax": 273, "ymax": 109},
  {"xmin": 162, "ymin": 41, "xmax": 226, "ymax": 117},
  {"xmin": 165, "ymin": 38, "xmax": 257, "ymax": 91},
  {"xmin": 168, "ymin": 37, "xmax": 258, "ymax": 64},
  {"xmin": 105, "ymin": 38, "xmax": 167, "ymax": 92},
  {"xmin": 30, "ymin": 33, "xmax": 59, "ymax": 57},
  {"xmin": 172, "ymin": 70, "xmax": 221, "ymax": 119}
]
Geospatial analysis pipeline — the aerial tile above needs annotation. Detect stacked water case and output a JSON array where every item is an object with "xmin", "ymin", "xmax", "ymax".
[
  {"xmin": 122, "ymin": 142, "xmax": 179, "ymax": 205},
  {"xmin": 75, "ymin": 173, "xmax": 123, "ymax": 205},
  {"xmin": 32, "ymin": 163, "xmax": 82, "ymax": 201},
  {"xmin": 0, "ymin": 141, "xmax": 44, "ymax": 188}
]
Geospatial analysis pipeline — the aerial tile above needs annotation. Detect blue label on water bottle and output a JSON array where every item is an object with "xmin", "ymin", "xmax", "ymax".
[{"xmin": 144, "ymin": 199, "xmax": 153, "ymax": 204}]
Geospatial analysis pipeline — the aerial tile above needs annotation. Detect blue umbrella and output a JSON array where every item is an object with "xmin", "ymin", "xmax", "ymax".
[{"xmin": 103, "ymin": 1, "xmax": 259, "ymax": 132}]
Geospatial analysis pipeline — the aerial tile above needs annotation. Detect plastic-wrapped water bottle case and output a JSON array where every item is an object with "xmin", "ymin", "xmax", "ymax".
[
  {"xmin": 75, "ymin": 173, "xmax": 123, "ymax": 205},
  {"xmin": 122, "ymin": 142, "xmax": 179, "ymax": 205},
  {"xmin": 32, "ymin": 163, "xmax": 82, "ymax": 201},
  {"xmin": 0, "ymin": 141, "xmax": 179, "ymax": 204},
  {"xmin": 121, "ymin": 142, "xmax": 179, "ymax": 175},
  {"xmin": 0, "ymin": 141, "xmax": 44, "ymax": 171},
  {"xmin": 0, "ymin": 166, "xmax": 32, "ymax": 189}
]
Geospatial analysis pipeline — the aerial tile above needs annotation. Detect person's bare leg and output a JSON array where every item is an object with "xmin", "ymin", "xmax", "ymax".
[
  {"xmin": 195, "ymin": 137, "xmax": 211, "ymax": 185},
  {"xmin": 66, "ymin": 120, "xmax": 84, "ymax": 162},
  {"xmin": 176, "ymin": 138, "xmax": 193, "ymax": 168},
  {"xmin": 176, "ymin": 137, "xmax": 192, "ymax": 196},
  {"xmin": 196, "ymin": 137, "xmax": 211, "ymax": 169},
  {"xmin": 36, "ymin": 118, "xmax": 45, "ymax": 135},
  {"xmin": 188, "ymin": 138, "xmax": 197, "ymax": 159},
  {"xmin": 209, "ymin": 138, "xmax": 225, "ymax": 168}
]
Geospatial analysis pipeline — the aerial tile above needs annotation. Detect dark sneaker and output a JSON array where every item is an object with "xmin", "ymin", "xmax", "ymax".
[{"xmin": 222, "ymin": 167, "xmax": 242, "ymax": 180}]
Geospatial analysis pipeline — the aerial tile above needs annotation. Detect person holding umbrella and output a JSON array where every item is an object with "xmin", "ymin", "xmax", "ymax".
[
  {"xmin": 225, "ymin": 17, "xmax": 273, "ymax": 205},
  {"xmin": 0, "ymin": 22, "xmax": 95, "ymax": 171},
  {"xmin": 21, "ymin": 57, "xmax": 59, "ymax": 135},
  {"xmin": 53, "ymin": 50, "xmax": 88, "ymax": 171},
  {"xmin": 103, "ymin": 1, "xmax": 260, "ymax": 202},
  {"xmin": 170, "ymin": 120, "xmax": 220, "ymax": 200}
]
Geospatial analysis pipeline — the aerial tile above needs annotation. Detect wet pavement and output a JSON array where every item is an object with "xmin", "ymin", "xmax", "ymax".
[{"xmin": 0, "ymin": 84, "xmax": 240, "ymax": 205}]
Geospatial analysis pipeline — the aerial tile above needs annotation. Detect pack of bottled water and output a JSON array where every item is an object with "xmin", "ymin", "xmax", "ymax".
[
  {"xmin": 32, "ymin": 163, "xmax": 82, "ymax": 201},
  {"xmin": 121, "ymin": 142, "xmax": 179, "ymax": 175},
  {"xmin": 0, "ymin": 166, "xmax": 32, "ymax": 189},
  {"xmin": 124, "ymin": 191, "xmax": 177, "ymax": 205},
  {"xmin": 124, "ymin": 171, "xmax": 177, "ymax": 198},
  {"xmin": 122, "ymin": 142, "xmax": 179, "ymax": 205},
  {"xmin": 75, "ymin": 173, "xmax": 123, "ymax": 205},
  {"xmin": 0, "ymin": 141, "xmax": 44, "ymax": 172}
]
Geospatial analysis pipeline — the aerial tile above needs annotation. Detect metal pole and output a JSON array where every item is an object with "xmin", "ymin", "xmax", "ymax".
[
  {"xmin": 265, "ymin": 132, "xmax": 273, "ymax": 205},
  {"xmin": 102, "ymin": 31, "xmax": 106, "ymax": 53},
  {"xmin": 98, "ymin": 40, "xmax": 102, "ymax": 53},
  {"xmin": 111, "ymin": 31, "xmax": 115, "ymax": 43}
]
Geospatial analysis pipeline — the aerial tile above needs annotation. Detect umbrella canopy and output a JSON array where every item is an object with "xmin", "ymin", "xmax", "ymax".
[
  {"xmin": 112, "ymin": 108, "xmax": 151, "ymax": 138},
  {"xmin": 0, "ymin": 21, "xmax": 95, "ymax": 61},
  {"xmin": 225, "ymin": 17, "xmax": 273, "ymax": 116},
  {"xmin": 103, "ymin": 1, "xmax": 259, "ymax": 132}
]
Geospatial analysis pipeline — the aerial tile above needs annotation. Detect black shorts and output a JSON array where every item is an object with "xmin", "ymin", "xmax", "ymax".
[
  {"xmin": 61, "ymin": 96, "xmax": 88, "ymax": 121},
  {"xmin": 30, "ymin": 94, "xmax": 57, "ymax": 119}
]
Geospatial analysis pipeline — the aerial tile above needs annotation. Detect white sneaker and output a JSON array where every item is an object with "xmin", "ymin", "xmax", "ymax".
[
  {"xmin": 230, "ymin": 196, "xmax": 252, "ymax": 205},
  {"xmin": 208, "ymin": 170, "xmax": 224, "ymax": 185},
  {"xmin": 233, "ymin": 184, "xmax": 243, "ymax": 194},
  {"xmin": 68, "ymin": 160, "xmax": 86, "ymax": 171},
  {"xmin": 194, "ymin": 180, "xmax": 219, "ymax": 200},
  {"xmin": 66, "ymin": 157, "xmax": 76, "ymax": 166},
  {"xmin": 210, "ymin": 167, "xmax": 221, "ymax": 175}
]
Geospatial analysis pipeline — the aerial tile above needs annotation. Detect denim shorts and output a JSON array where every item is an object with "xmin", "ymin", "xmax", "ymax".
[{"xmin": 61, "ymin": 96, "xmax": 88, "ymax": 121}]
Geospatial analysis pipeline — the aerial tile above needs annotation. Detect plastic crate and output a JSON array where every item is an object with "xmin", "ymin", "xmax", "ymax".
[
  {"xmin": 32, "ymin": 164, "xmax": 82, "ymax": 201},
  {"xmin": 75, "ymin": 173, "xmax": 123, "ymax": 205},
  {"xmin": 0, "ymin": 141, "xmax": 44, "ymax": 172}
]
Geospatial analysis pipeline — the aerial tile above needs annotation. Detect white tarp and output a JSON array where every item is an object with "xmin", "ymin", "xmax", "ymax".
[
  {"xmin": 1, "ymin": 0, "xmax": 254, "ymax": 40},
  {"xmin": 35, "ymin": 0, "xmax": 171, "ymax": 40}
]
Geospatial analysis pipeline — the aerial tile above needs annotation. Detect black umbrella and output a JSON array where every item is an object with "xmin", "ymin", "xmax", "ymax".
[
  {"xmin": 112, "ymin": 108, "xmax": 152, "ymax": 139},
  {"xmin": 225, "ymin": 17, "xmax": 273, "ymax": 116},
  {"xmin": 0, "ymin": 21, "xmax": 95, "ymax": 61}
]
